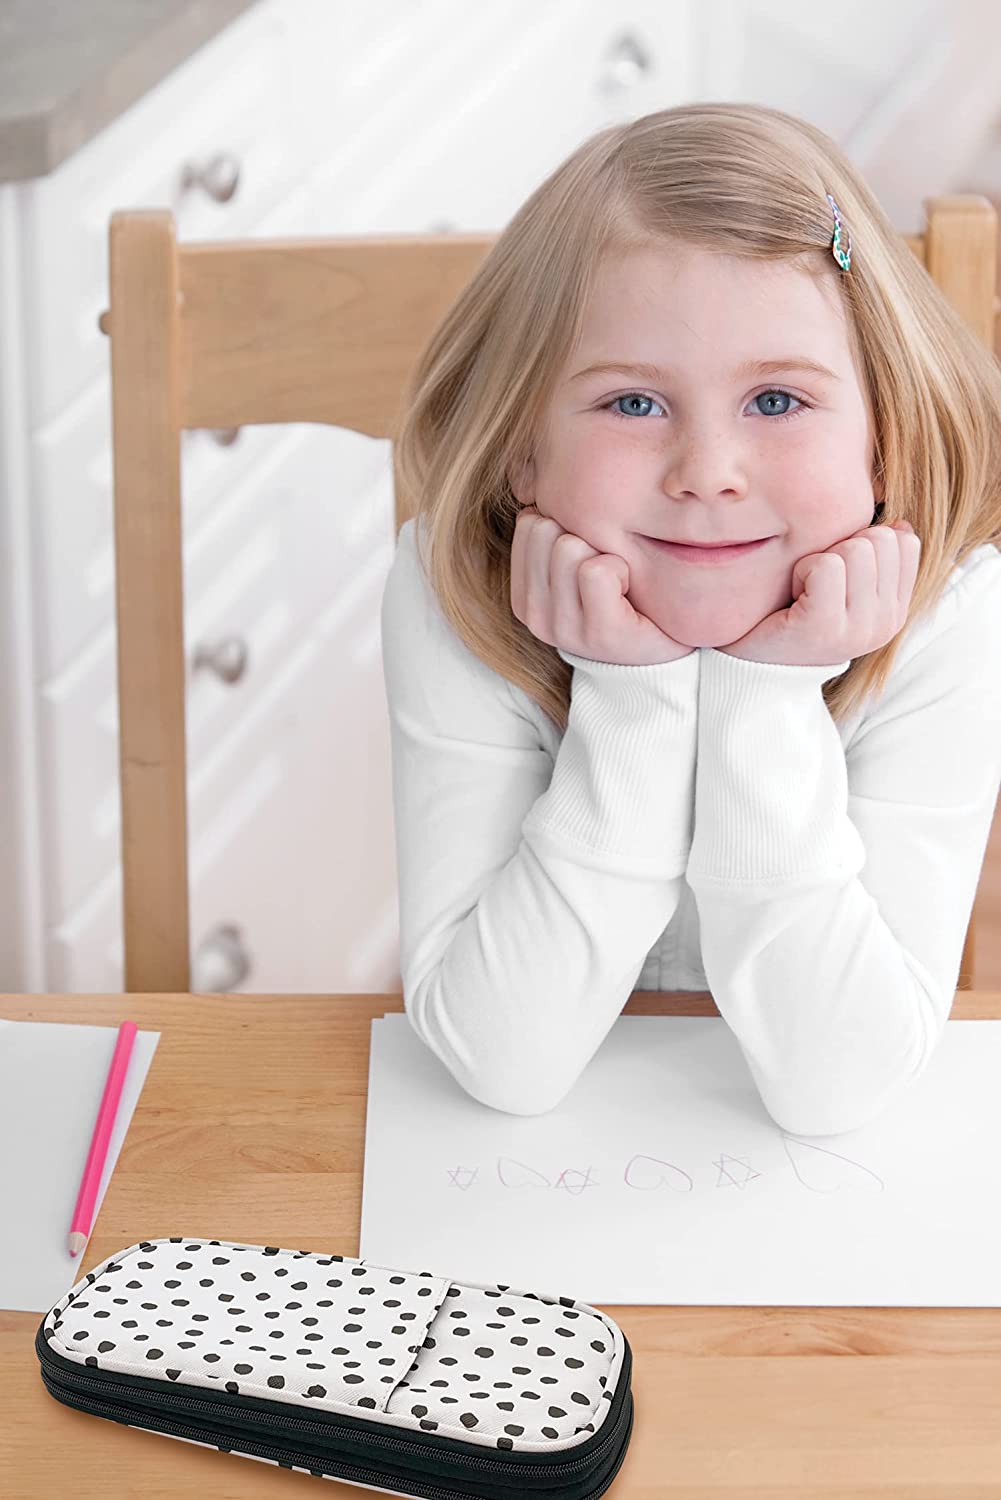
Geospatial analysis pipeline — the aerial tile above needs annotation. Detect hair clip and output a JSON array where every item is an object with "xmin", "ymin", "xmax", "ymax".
[{"xmin": 826, "ymin": 193, "xmax": 852, "ymax": 271}]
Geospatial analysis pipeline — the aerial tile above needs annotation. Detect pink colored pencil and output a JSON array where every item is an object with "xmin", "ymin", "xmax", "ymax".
[{"xmin": 68, "ymin": 1021, "xmax": 137, "ymax": 1258}]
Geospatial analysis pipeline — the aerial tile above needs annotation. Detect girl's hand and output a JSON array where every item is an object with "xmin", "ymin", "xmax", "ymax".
[
  {"xmin": 511, "ymin": 506, "xmax": 694, "ymax": 666},
  {"xmin": 718, "ymin": 518, "xmax": 921, "ymax": 668}
]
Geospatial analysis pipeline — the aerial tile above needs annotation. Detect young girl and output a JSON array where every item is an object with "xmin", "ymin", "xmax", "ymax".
[{"xmin": 379, "ymin": 102, "xmax": 1001, "ymax": 1138}]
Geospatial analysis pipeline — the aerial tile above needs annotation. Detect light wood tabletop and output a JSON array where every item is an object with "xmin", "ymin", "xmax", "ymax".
[{"xmin": 2, "ymin": 988, "xmax": 1001, "ymax": 1499}]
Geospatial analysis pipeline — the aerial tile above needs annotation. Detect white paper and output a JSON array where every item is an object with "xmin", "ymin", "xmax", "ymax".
[
  {"xmin": 0, "ymin": 1018, "xmax": 160, "ymax": 1312},
  {"xmin": 359, "ymin": 1013, "xmax": 1001, "ymax": 1306}
]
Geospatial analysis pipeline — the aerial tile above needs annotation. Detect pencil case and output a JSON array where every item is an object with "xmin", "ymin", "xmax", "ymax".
[{"xmin": 35, "ymin": 1234, "xmax": 634, "ymax": 1499}]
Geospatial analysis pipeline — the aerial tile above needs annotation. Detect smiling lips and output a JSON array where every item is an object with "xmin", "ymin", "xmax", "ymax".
[
  {"xmin": 670, "ymin": 537, "xmax": 766, "ymax": 547},
  {"xmin": 642, "ymin": 535, "xmax": 774, "ymax": 565}
]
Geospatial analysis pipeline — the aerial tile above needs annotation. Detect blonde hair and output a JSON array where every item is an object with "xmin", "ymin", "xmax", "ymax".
[{"xmin": 393, "ymin": 102, "xmax": 1001, "ymax": 733}]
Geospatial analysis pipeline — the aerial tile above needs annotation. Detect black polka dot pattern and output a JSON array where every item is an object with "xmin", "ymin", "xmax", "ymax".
[{"xmin": 43, "ymin": 1238, "xmax": 624, "ymax": 1455}]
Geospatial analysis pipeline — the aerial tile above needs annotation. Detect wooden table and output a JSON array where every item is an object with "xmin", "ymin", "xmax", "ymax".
[{"xmin": 2, "ymin": 989, "xmax": 1001, "ymax": 1499}]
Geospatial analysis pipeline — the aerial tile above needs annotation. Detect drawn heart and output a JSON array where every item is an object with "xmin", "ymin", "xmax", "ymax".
[
  {"xmin": 781, "ymin": 1135, "xmax": 884, "ymax": 1194},
  {"xmin": 496, "ymin": 1157, "xmax": 552, "ymax": 1189},
  {"xmin": 623, "ymin": 1154, "xmax": 693, "ymax": 1192}
]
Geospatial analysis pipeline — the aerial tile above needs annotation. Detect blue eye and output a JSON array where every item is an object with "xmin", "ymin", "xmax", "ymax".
[
  {"xmin": 601, "ymin": 388, "xmax": 809, "ymax": 423},
  {"xmin": 752, "ymin": 389, "xmax": 805, "ymax": 421}
]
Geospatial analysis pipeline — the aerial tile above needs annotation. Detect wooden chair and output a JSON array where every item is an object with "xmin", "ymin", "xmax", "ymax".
[{"xmin": 98, "ymin": 195, "xmax": 998, "ymax": 993}]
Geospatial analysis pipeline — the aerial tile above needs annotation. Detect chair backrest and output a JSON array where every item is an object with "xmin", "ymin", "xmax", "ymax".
[{"xmin": 100, "ymin": 196, "xmax": 998, "ymax": 993}]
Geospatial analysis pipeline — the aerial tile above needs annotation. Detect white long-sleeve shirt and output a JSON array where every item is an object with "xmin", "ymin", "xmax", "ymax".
[{"xmin": 380, "ymin": 515, "xmax": 1001, "ymax": 1136}]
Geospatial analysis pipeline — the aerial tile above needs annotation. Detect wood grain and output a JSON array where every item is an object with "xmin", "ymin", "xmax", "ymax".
[{"xmin": 2, "ymin": 989, "xmax": 1001, "ymax": 1497}]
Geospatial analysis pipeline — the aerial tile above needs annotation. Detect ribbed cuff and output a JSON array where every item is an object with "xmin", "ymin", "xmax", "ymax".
[
  {"xmin": 521, "ymin": 647, "xmax": 699, "ymax": 879},
  {"xmin": 686, "ymin": 648, "xmax": 865, "ymax": 885}
]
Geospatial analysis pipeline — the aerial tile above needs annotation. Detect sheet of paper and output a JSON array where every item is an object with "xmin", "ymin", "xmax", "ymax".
[
  {"xmin": 0, "ymin": 1018, "xmax": 160, "ymax": 1312},
  {"xmin": 359, "ymin": 1013, "xmax": 1001, "ymax": 1306}
]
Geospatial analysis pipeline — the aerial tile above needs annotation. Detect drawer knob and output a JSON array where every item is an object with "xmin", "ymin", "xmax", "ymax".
[
  {"xmin": 192, "ymin": 922, "xmax": 252, "ymax": 992},
  {"xmin": 600, "ymin": 32, "xmax": 653, "ymax": 91},
  {"xmin": 192, "ymin": 637, "xmax": 249, "ymax": 684},
  {"xmin": 180, "ymin": 151, "xmax": 242, "ymax": 204},
  {"xmin": 210, "ymin": 427, "xmax": 243, "ymax": 447}
]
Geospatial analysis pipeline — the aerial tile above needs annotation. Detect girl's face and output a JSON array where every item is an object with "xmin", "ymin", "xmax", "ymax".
[{"xmin": 511, "ymin": 242, "xmax": 882, "ymax": 649}]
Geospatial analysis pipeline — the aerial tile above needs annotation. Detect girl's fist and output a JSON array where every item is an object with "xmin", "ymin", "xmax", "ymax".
[
  {"xmin": 719, "ymin": 517, "xmax": 920, "ymax": 668},
  {"xmin": 510, "ymin": 506, "xmax": 693, "ymax": 666}
]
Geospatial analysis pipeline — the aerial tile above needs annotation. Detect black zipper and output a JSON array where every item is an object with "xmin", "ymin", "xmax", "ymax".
[
  {"xmin": 37, "ymin": 1374, "xmax": 634, "ymax": 1500},
  {"xmin": 36, "ymin": 1321, "xmax": 632, "ymax": 1484}
]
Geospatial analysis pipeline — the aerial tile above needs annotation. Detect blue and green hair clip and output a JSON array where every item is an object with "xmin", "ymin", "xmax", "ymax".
[{"xmin": 826, "ymin": 193, "xmax": 852, "ymax": 271}]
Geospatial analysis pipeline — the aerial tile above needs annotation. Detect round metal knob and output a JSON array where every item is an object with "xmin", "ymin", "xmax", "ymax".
[
  {"xmin": 192, "ymin": 637, "xmax": 249, "ymax": 684},
  {"xmin": 209, "ymin": 427, "xmax": 242, "ymax": 447},
  {"xmin": 192, "ymin": 923, "xmax": 252, "ymax": 992},
  {"xmin": 599, "ymin": 33, "xmax": 653, "ymax": 92},
  {"xmin": 180, "ymin": 151, "xmax": 242, "ymax": 204}
]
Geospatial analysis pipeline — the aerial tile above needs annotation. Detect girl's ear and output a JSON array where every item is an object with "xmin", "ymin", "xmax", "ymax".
[
  {"xmin": 507, "ymin": 456, "xmax": 536, "ymax": 507},
  {"xmin": 870, "ymin": 465, "xmax": 886, "ymax": 522},
  {"xmin": 871, "ymin": 455, "xmax": 885, "ymax": 505}
]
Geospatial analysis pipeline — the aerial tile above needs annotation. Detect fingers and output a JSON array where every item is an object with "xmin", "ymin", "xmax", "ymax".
[
  {"xmin": 575, "ymin": 554, "xmax": 630, "ymax": 652},
  {"xmin": 871, "ymin": 521, "xmax": 921, "ymax": 613},
  {"xmin": 511, "ymin": 507, "xmax": 555, "ymax": 622},
  {"xmin": 509, "ymin": 508, "xmax": 532, "ymax": 620},
  {"xmin": 892, "ymin": 520, "xmax": 921, "ymax": 611},
  {"xmin": 511, "ymin": 506, "xmax": 600, "ymax": 646},
  {"xmin": 530, "ymin": 516, "xmax": 562, "ymax": 617},
  {"xmin": 826, "ymin": 520, "xmax": 919, "ymax": 618},
  {"xmin": 550, "ymin": 532, "xmax": 597, "ymax": 631}
]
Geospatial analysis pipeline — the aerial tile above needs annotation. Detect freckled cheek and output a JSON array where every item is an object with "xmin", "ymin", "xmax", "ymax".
[
  {"xmin": 770, "ymin": 438, "xmax": 869, "ymax": 530},
  {"xmin": 551, "ymin": 430, "xmax": 625, "ymax": 484},
  {"xmin": 537, "ymin": 436, "xmax": 636, "ymax": 532}
]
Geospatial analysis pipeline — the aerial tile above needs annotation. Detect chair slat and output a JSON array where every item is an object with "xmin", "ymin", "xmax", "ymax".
[{"xmin": 177, "ymin": 232, "xmax": 495, "ymax": 434}]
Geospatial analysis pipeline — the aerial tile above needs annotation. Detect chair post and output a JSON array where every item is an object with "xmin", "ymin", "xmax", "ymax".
[
  {"xmin": 957, "ymin": 924, "xmax": 975, "ymax": 993},
  {"xmin": 922, "ymin": 196, "xmax": 997, "ymax": 990},
  {"xmin": 107, "ymin": 210, "xmax": 191, "ymax": 991},
  {"xmin": 923, "ymin": 195, "xmax": 998, "ymax": 348}
]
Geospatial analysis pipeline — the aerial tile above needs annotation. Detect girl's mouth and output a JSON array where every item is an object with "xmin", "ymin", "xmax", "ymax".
[{"xmin": 640, "ymin": 536, "xmax": 774, "ymax": 565}]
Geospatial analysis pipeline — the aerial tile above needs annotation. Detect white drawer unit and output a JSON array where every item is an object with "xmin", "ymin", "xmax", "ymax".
[
  {"xmin": 19, "ymin": 1, "xmax": 298, "ymax": 430},
  {"xmin": 31, "ymin": 390, "xmax": 295, "ymax": 681},
  {"xmin": 1, "ymin": 0, "xmax": 711, "ymax": 993},
  {"xmin": 47, "ymin": 566, "xmax": 400, "ymax": 995},
  {"xmin": 256, "ymin": 0, "xmax": 694, "ymax": 242},
  {"xmin": 343, "ymin": 0, "xmax": 696, "ymax": 236},
  {"xmin": 39, "ymin": 423, "xmax": 394, "ymax": 927}
]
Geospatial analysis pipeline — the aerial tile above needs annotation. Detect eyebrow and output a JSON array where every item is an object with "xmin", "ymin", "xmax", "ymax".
[{"xmin": 569, "ymin": 357, "xmax": 841, "ymax": 384}]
